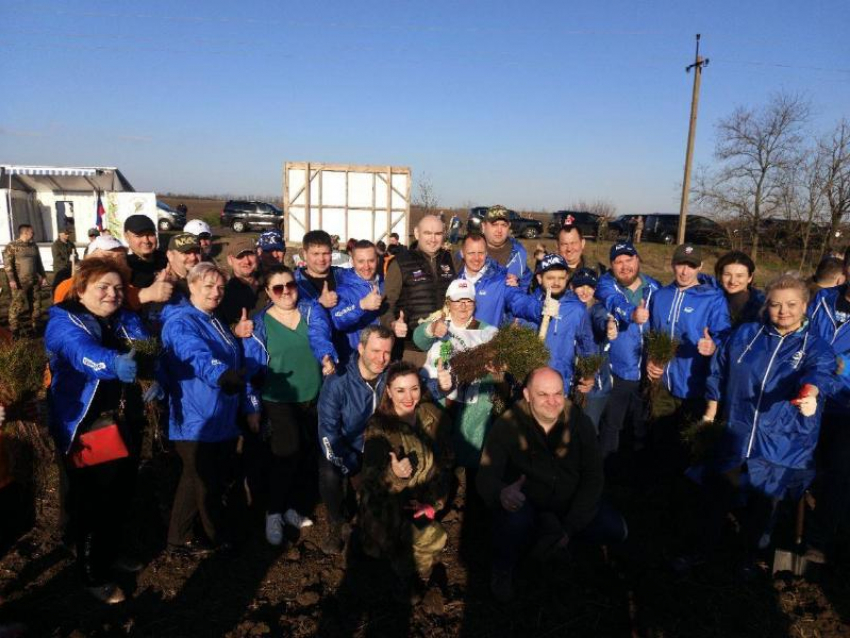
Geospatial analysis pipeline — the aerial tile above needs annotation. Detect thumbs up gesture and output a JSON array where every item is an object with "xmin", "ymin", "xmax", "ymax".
[
  {"xmin": 542, "ymin": 288, "xmax": 560, "ymax": 318},
  {"xmin": 606, "ymin": 314, "xmax": 618, "ymax": 341},
  {"xmin": 393, "ymin": 310, "xmax": 408, "ymax": 338},
  {"xmin": 114, "ymin": 348, "xmax": 138, "ymax": 383},
  {"xmin": 389, "ymin": 450, "xmax": 413, "ymax": 479},
  {"xmin": 500, "ymin": 474, "xmax": 527, "ymax": 512},
  {"xmin": 697, "ymin": 326, "xmax": 716, "ymax": 356},
  {"xmin": 431, "ymin": 313, "xmax": 449, "ymax": 339},
  {"xmin": 140, "ymin": 266, "xmax": 175, "ymax": 304},
  {"xmin": 436, "ymin": 357, "xmax": 453, "ymax": 392},
  {"xmin": 318, "ymin": 280, "xmax": 338, "ymax": 309},
  {"xmin": 359, "ymin": 283, "xmax": 383, "ymax": 311},
  {"xmin": 233, "ymin": 307, "xmax": 254, "ymax": 338},
  {"xmin": 632, "ymin": 298, "xmax": 649, "ymax": 325}
]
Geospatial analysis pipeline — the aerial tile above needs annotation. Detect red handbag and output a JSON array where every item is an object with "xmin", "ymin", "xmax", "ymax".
[{"xmin": 68, "ymin": 413, "xmax": 129, "ymax": 469}]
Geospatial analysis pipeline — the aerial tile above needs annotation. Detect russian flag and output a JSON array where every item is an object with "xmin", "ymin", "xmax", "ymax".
[{"xmin": 95, "ymin": 192, "xmax": 105, "ymax": 231}]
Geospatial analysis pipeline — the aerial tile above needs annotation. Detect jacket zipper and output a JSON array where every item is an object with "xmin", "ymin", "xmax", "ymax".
[{"xmin": 746, "ymin": 332, "xmax": 787, "ymax": 458}]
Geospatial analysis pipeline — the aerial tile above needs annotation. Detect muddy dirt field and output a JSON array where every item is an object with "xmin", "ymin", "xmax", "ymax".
[{"xmin": 1, "ymin": 427, "xmax": 849, "ymax": 638}]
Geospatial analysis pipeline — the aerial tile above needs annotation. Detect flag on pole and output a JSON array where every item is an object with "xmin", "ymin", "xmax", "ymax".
[{"xmin": 95, "ymin": 192, "xmax": 105, "ymax": 231}]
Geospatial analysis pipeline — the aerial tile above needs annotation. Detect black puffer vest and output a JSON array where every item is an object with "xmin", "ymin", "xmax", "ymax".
[{"xmin": 394, "ymin": 248, "xmax": 456, "ymax": 328}]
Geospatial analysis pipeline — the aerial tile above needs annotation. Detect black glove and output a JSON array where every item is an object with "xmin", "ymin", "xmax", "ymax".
[{"xmin": 217, "ymin": 368, "xmax": 246, "ymax": 395}]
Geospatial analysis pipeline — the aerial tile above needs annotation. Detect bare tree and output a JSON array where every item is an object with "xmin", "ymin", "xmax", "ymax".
[
  {"xmin": 695, "ymin": 93, "xmax": 810, "ymax": 262},
  {"xmin": 819, "ymin": 119, "xmax": 850, "ymax": 250},
  {"xmin": 414, "ymin": 173, "xmax": 440, "ymax": 217},
  {"xmin": 776, "ymin": 147, "xmax": 829, "ymax": 271}
]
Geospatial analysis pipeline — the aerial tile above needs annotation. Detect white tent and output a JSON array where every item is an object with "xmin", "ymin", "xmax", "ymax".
[{"xmin": 0, "ymin": 165, "xmax": 157, "ymax": 271}]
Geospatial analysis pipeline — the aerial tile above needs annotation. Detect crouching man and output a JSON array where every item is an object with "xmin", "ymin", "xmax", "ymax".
[{"xmin": 477, "ymin": 366, "xmax": 627, "ymax": 602}]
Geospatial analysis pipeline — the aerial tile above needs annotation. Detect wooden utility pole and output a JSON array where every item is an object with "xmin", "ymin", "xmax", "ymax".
[{"xmin": 677, "ymin": 34, "xmax": 709, "ymax": 245}]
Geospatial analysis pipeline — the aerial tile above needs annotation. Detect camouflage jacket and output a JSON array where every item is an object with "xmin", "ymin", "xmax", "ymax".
[{"xmin": 2, "ymin": 239, "xmax": 45, "ymax": 284}]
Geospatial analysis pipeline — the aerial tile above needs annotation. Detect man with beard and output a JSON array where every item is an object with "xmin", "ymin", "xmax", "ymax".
[
  {"xmin": 183, "ymin": 219, "xmax": 215, "ymax": 262},
  {"xmin": 510, "ymin": 254, "xmax": 596, "ymax": 390},
  {"xmin": 478, "ymin": 205, "xmax": 531, "ymax": 289},
  {"xmin": 381, "ymin": 215, "xmax": 456, "ymax": 365},
  {"xmin": 594, "ymin": 242, "xmax": 661, "ymax": 461},
  {"xmin": 218, "ymin": 236, "xmax": 264, "ymax": 337}
]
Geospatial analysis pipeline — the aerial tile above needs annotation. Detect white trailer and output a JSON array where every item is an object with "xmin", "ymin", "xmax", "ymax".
[
  {"xmin": 0, "ymin": 165, "xmax": 157, "ymax": 272},
  {"xmin": 283, "ymin": 162, "xmax": 411, "ymax": 245}
]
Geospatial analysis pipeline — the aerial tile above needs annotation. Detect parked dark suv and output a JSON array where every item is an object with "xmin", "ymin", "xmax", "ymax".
[
  {"xmin": 547, "ymin": 211, "xmax": 600, "ymax": 239},
  {"xmin": 466, "ymin": 206, "xmax": 544, "ymax": 239},
  {"xmin": 221, "ymin": 200, "xmax": 283, "ymax": 233},
  {"xmin": 643, "ymin": 213, "xmax": 729, "ymax": 247}
]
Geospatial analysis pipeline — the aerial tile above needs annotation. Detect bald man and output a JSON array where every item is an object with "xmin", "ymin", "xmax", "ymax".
[
  {"xmin": 380, "ymin": 215, "xmax": 456, "ymax": 364},
  {"xmin": 477, "ymin": 367, "xmax": 626, "ymax": 603}
]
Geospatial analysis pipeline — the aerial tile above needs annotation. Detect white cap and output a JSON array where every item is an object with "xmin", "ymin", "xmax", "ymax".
[
  {"xmin": 446, "ymin": 279, "xmax": 476, "ymax": 301},
  {"xmin": 184, "ymin": 219, "xmax": 212, "ymax": 236},
  {"xmin": 88, "ymin": 235, "xmax": 125, "ymax": 252}
]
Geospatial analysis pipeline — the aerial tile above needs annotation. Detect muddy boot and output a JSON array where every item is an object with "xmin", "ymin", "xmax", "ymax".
[{"xmin": 321, "ymin": 522, "xmax": 345, "ymax": 555}]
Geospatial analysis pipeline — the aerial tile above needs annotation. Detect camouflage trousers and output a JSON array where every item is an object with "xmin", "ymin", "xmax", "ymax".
[{"xmin": 8, "ymin": 284, "xmax": 41, "ymax": 333}]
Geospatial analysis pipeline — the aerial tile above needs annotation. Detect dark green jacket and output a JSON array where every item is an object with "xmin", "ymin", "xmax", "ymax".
[{"xmin": 477, "ymin": 398, "xmax": 604, "ymax": 536}]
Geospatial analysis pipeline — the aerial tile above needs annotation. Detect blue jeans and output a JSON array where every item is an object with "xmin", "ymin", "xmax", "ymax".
[{"xmin": 492, "ymin": 500, "xmax": 627, "ymax": 572}]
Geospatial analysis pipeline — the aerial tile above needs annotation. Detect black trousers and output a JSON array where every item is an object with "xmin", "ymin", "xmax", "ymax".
[
  {"xmin": 264, "ymin": 400, "xmax": 317, "ymax": 516},
  {"xmin": 598, "ymin": 375, "xmax": 646, "ymax": 458},
  {"xmin": 318, "ymin": 455, "xmax": 358, "ymax": 527},
  {"xmin": 66, "ymin": 457, "xmax": 135, "ymax": 586},
  {"xmin": 167, "ymin": 439, "xmax": 237, "ymax": 547}
]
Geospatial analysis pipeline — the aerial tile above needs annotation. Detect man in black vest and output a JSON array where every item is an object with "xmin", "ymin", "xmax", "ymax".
[{"xmin": 381, "ymin": 214, "xmax": 456, "ymax": 366}]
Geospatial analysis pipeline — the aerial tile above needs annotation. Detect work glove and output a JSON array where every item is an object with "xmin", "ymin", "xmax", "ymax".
[
  {"xmin": 114, "ymin": 349, "xmax": 137, "ymax": 383},
  {"xmin": 142, "ymin": 381, "xmax": 164, "ymax": 403}
]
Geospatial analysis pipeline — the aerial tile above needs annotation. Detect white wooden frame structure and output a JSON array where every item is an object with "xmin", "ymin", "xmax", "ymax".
[{"xmin": 283, "ymin": 162, "xmax": 411, "ymax": 245}]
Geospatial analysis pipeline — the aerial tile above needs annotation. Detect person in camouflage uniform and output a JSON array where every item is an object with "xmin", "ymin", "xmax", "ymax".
[
  {"xmin": 3, "ymin": 224, "xmax": 46, "ymax": 336},
  {"xmin": 359, "ymin": 361, "xmax": 454, "ymax": 592},
  {"xmin": 51, "ymin": 228, "xmax": 79, "ymax": 288}
]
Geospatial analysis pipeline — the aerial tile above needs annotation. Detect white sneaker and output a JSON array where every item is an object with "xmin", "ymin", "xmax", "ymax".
[
  {"xmin": 265, "ymin": 513, "xmax": 284, "ymax": 546},
  {"xmin": 283, "ymin": 508, "xmax": 314, "ymax": 529}
]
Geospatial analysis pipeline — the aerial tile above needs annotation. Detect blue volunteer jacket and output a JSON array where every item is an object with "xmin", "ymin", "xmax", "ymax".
[
  {"xmin": 456, "ymin": 258, "xmax": 527, "ymax": 327},
  {"xmin": 808, "ymin": 284, "xmax": 850, "ymax": 414},
  {"xmin": 294, "ymin": 266, "xmax": 350, "ymax": 361},
  {"xmin": 456, "ymin": 238, "xmax": 531, "ymax": 291},
  {"xmin": 595, "ymin": 272, "xmax": 662, "ymax": 381},
  {"xmin": 243, "ymin": 299, "xmax": 338, "ymax": 375},
  {"xmin": 586, "ymin": 302, "xmax": 613, "ymax": 397},
  {"xmin": 511, "ymin": 289, "xmax": 596, "ymax": 384},
  {"xmin": 706, "ymin": 320, "xmax": 836, "ymax": 497},
  {"xmin": 317, "ymin": 356, "xmax": 388, "ymax": 475},
  {"xmin": 649, "ymin": 277, "xmax": 731, "ymax": 399},
  {"xmin": 45, "ymin": 304, "xmax": 150, "ymax": 454},
  {"xmin": 162, "ymin": 303, "xmax": 260, "ymax": 442},
  {"xmin": 331, "ymin": 271, "xmax": 385, "ymax": 355}
]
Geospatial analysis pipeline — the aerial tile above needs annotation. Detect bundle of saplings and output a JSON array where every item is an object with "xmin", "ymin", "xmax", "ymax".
[
  {"xmin": 449, "ymin": 323, "xmax": 550, "ymax": 386},
  {"xmin": 0, "ymin": 338, "xmax": 52, "ymax": 503},
  {"xmin": 572, "ymin": 354, "xmax": 606, "ymax": 407},
  {"xmin": 124, "ymin": 337, "xmax": 164, "ymax": 457}
]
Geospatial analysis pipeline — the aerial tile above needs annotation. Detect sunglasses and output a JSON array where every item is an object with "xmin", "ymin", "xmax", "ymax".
[{"xmin": 271, "ymin": 282, "xmax": 298, "ymax": 296}]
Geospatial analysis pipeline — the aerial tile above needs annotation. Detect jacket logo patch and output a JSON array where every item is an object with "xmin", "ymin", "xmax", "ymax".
[
  {"xmin": 412, "ymin": 269, "xmax": 424, "ymax": 278},
  {"xmin": 211, "ymin": 358, "xmax": 223, "ymax": 366},
  {"xmin": 441, "ymin": 264, "xmax": 451, "ymax": 273},
  {"xmin": 82, "ymin": 357, "xmax": 106, "ymax": 372},
  {"xmin": 791, "ymin": 350, "xmax": 804, "ymax": 369},
  {"xmin": 683, "ymin": 306, "xmax": 694, "ymax": 313}
]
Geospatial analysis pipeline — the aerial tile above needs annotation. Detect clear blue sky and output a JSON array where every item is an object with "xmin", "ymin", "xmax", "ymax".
[{"xmin": 2, "ymin": 0, "xmax": 848, "ymax": 214}]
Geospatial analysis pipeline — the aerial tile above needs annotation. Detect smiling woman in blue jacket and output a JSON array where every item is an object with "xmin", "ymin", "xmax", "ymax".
[
  {"xmin": 45, "ymin": 256, "xmax": 148, "ymax": 604},
  {"xmin": 696, "ymin": 275, "xmax": 836, "ymax": 556},
  {"xmin": 162, "ymin": 262, "xmax": 260, "ymax": 556}
]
